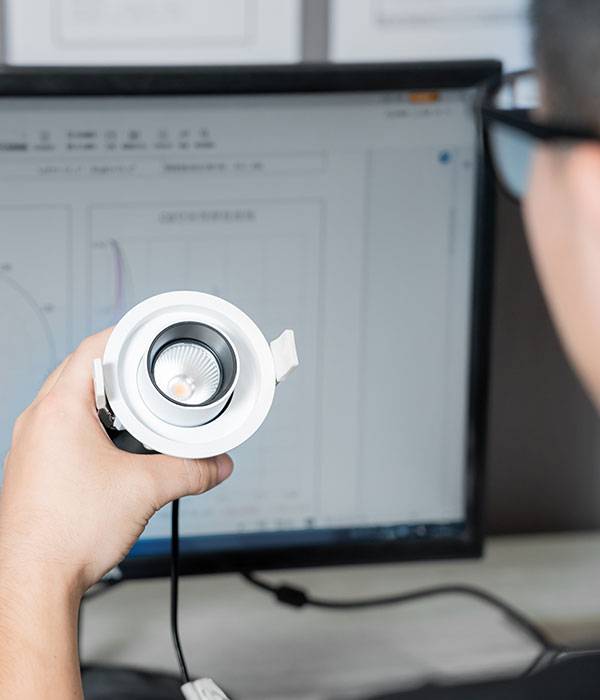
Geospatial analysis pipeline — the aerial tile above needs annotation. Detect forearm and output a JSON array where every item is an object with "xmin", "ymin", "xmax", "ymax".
[{"xmin": 0, "ymin": 553, "xmax": 83, "ymax": 699}]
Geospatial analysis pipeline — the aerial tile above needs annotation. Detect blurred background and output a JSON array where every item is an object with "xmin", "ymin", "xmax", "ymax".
[
  {"xmin": 0, "ymin": 0, "xmax": 598, "ymax": 538},
  {"xmin": 4, "ymin": 4, "xmax": 600, "ymax": 699}
]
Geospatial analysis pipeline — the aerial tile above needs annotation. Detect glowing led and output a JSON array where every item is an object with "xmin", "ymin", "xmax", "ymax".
[{"xmin": 152, "ymin": 341, "xmax": 221, "ymax": 405}]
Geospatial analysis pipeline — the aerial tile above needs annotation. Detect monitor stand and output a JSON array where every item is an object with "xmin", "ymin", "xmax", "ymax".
[{"xmin": 82, "ymin": 665, "xmax": 183, "ymax": 700}]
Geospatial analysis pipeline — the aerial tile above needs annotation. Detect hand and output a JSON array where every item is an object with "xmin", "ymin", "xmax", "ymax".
[{"xmin": 0, "ymin": 328, "xmax": 234, "ymax": 597}]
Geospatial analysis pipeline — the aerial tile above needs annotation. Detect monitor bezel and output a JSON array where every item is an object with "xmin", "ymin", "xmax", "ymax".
[{"xmin": 0, "ymin": 61, "xmax": 500, "ymax": 579}]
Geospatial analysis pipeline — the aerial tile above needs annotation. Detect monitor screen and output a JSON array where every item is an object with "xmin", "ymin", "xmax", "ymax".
[{"xmin": 0, "ymin": 65, "xmax": 496, "ymax": 576}]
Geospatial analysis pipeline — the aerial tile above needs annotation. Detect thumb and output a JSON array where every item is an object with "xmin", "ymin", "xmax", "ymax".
[{"xmin": 132, "ymin": 452, "xmax": 234, "ymax": 509}]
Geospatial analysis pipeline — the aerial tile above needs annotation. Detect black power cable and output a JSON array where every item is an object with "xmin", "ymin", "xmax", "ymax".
[
  {"xmin": 171, "ymin": 499, "xmax": 190, "ymax": 685},
  {"xmin": 241, "ymin": 571, "xmax": 557, "ymax": 656},
  {"xmin": 521, "ymin": 648, "xmax": 562, "ymax": 677}
]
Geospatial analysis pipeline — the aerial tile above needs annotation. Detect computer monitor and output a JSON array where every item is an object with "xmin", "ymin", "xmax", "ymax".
[{"xmin": 0, "ymin": 62, "xmax": 499, "ymax": 577}]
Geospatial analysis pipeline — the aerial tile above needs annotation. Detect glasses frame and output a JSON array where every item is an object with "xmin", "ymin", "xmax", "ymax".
[{"xmin": 480, "ymin": 69, "xmax": 600, "ymax": 201}]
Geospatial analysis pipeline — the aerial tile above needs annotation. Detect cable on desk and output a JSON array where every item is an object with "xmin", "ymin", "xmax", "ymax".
[
  {"xmin": 241, "ymin": 571, "xmax": 556, "ymax": 654},
  {"xmin": 171, "ymin": 499, "xmax": 190, "ymax": 685},
  {"xmin": 521, "ymin": 647, "xmax": 561, "ymax": 677}
]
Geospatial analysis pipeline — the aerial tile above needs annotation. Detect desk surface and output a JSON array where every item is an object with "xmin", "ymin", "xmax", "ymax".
[{"xmin": 80, "ymin": 532, "xmax": 600, "ymax": 700}]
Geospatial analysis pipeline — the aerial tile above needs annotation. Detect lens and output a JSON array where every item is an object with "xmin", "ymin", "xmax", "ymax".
[
  {"xmin": 152, "ymin": 342, "xmax": 221, "ymax": 405},
  {"xmin": 487, "ymin": 70, "xmax": 540, "ymax": 200},
  {"xmin": 489, "ymin": 122, "xmax": 536, "ymax": 200}
]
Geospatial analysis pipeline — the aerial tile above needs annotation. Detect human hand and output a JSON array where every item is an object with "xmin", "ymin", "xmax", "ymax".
[{"xmin": 0, "ymin": 329, "xmax": 234, "ymax": 597}]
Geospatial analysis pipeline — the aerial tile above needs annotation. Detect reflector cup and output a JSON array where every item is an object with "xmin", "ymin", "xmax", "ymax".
[
  {"xmin": 148, "ymin": 322, "xmax": 237, "ymax": 407},
  {"xmin": 153, "ymin": 342, "xmax": 221, "ymax": 404}
]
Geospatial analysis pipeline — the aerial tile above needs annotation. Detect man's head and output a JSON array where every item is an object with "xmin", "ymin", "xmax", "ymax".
[
  {"xmin": 524, "ymin": 0, "xmax": 600, "ymax": 407},
  {"xmin": 532, "ymin": 0, "xmax": 600, "ymax": 128}
]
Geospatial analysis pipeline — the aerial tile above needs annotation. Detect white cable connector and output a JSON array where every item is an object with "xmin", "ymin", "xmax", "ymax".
[{"xmin": 181, "ymin": 678, "xmax": 231, "ymax": 699}]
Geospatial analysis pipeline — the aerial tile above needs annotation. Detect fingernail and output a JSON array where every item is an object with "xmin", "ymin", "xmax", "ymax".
[{"xmin": 216, "ymin": 454, "xmax": 234, "ymax": 482}]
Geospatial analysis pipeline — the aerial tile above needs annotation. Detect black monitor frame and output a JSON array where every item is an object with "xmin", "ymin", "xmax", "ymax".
[{"xmin": 0, "ymin": 61, "xmax": 501, "ymax": 579}]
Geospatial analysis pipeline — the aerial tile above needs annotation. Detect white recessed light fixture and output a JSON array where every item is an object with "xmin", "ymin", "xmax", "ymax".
[{"xmin": 93, "ymin": 291, "xmax": 298, "ymax": 458}]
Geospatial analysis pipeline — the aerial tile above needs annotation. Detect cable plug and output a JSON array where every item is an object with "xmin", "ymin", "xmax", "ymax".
[
  {"xmin": 181, "ymin": 678, "xmax": 231, "ymax": 699},
  {"xmin": 275, "ymin": 584, "xmax": 308, "ymax": 608}
]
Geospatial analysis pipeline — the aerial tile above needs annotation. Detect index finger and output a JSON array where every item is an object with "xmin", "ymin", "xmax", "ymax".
[
  {"xmin": 31, "ymin": 354, "xmax": 72, "ymax": 406},
  {"xmin": 56, "ymin": 328, "xmax": 113, "ymax": 396}
]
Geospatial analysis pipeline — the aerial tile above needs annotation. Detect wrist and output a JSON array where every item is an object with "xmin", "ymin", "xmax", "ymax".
[
  {"xmin": 0, "ymin": 535, "xmax": 85, "ymax": 608},
  {"xmin": 0, "ymin": 553, "xmax": 82, "ymax": 613},
  {"xmin": 0, "ymin": 507, "xmax": 88, "ymax": 602},
  {"xmin": 0, "ymin": 537, "xmax": 83, "ymax": 698}
]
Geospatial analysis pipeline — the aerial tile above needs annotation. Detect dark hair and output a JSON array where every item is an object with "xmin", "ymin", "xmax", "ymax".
[{"xmin": 532, "ymin": 0, "xmax": 600, "ymax": 127}]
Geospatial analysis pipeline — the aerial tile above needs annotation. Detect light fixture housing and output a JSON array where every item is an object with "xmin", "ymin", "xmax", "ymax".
[{"xmin": 93, "ymin": 291, "xmax": 298, "ymax": 458}]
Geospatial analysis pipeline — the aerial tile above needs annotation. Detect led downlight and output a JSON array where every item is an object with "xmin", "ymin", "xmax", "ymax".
[{"xmin": 93, "ymin": 291, "xmax": 298, "ymax": 459}]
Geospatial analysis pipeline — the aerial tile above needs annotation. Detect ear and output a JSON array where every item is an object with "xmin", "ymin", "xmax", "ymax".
[{"xmin": 563, "ymin": 143, "xmax": 600, "ymax": 225}]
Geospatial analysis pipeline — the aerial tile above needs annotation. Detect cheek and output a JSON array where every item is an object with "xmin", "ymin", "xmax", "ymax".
[
  {"xmin": 522, "ymin": 150, "xmax": 576, "ymax": 331},
  {"xmin": 523, "ymin": 150, "xmax": 600, "ymax": 403},
  {"xmin": 524, "ymin": 150, "xmax": 570, "ymax": 274}
]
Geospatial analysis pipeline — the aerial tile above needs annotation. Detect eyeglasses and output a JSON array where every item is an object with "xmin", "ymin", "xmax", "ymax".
[{"xmin": 481, "ymin": 69, "xmax": 600, "ymax": 200}]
